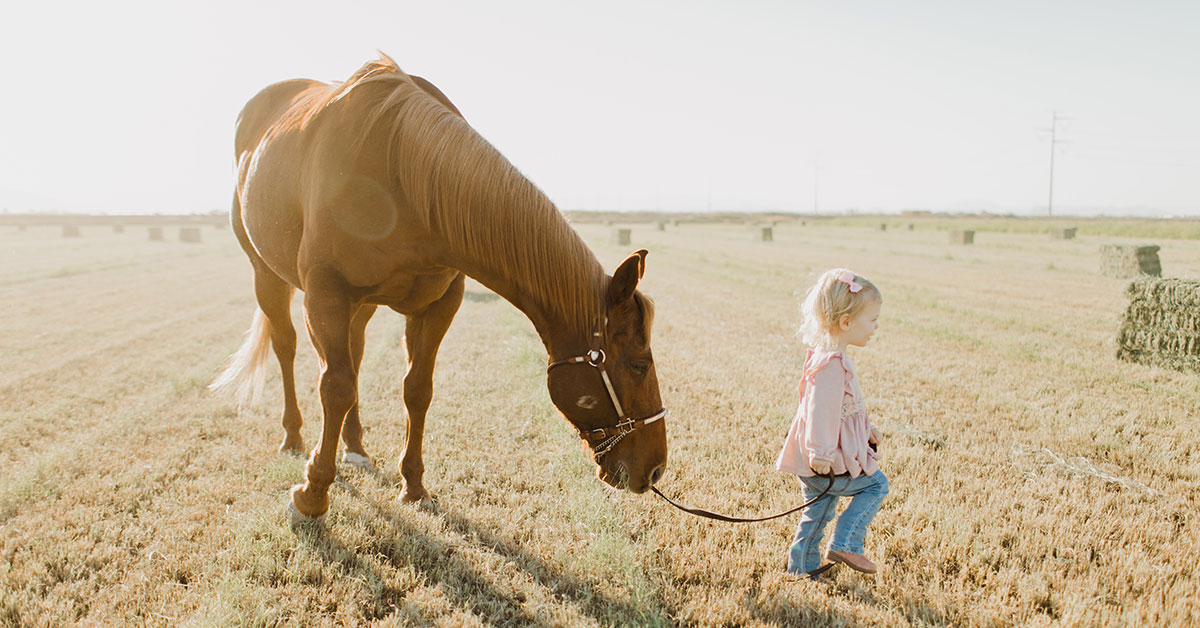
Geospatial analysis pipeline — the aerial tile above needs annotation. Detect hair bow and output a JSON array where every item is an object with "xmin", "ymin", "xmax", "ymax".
[{"xmin": 837, "ymin": 271, "xmax": 862, "ymax": 293}]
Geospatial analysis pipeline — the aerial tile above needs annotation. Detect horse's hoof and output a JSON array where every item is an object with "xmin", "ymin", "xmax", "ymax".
[
  {"xmin": 400, "ymin": 487, "xmax": 431, "ymax": 504},
  {"xmin": 279, "ymin": 442, "xmax": 306, "ymax": 456},
  {"xmin": 288, "ymin": 484, "xmax": 329, "ymax": 527},
  {"xmin": 341, "ymin": 451, "xmax": 373, "ymax": 470},
  {"xmin": 286, "ymin": 500, "xmax": 326, "ymax": 529},
  {"xmin": 399, "ymin": 492, "xmax": 437, "ymax": 512}
]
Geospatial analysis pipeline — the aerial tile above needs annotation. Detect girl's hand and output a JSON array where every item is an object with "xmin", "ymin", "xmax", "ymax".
[
  {"xmin": 810, "ymin": 459, "xmax": 832, "ymax": 475},
  {"xmin": 868, "ymin": 425, "xmax": 881, "ymax": 445}
]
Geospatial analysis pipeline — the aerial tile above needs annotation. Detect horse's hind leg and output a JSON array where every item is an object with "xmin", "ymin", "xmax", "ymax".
[
  {"xmin": 398, "ymin": 274, "xmax": 465, "ymax": 503},
  {"xmin": 254, "ymin": 263, "xmax": 304, "ymax": 454},
  {"xmin": 290, "ymin": 269, "xmax": 358, "ymax": 520},
  {"xmin": 340, "ymin": 304, "xmax": 377, "ymax": 469}
]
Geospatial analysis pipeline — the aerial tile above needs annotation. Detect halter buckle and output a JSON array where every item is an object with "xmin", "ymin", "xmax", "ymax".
[{"xmin": 614, "ymin": 418, "xmax": 637, "ymax": 436}]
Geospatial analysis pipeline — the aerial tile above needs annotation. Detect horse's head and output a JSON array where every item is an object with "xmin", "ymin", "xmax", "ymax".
[{"xmin": 547, "ymin": 250, "xmax": 667, "ymax": 494}]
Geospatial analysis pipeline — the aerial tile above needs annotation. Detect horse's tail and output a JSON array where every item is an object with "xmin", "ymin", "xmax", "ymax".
[{"xmin": 209, "ymin": 308, "xmax": 272, "ymax": 406}]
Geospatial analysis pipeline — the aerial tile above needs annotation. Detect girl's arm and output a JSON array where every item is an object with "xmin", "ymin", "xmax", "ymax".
[{"xmin": 804, "ymin": 359, "xmax": 843, "ymax": 469}]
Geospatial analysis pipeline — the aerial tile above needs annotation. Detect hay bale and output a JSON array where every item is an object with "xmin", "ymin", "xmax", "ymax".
[
  {"xmin": 1116, "ymin": 278, "xmax": 1200, "ymax": 372},
  {"xmin": 1051, "ymin": 227, "xmax": 1077, "ymax": 240},
  {"xmin": 1100, "ymin": 244, "xmax": 1161, "ymax": 278},
  {"xmin": 148, "ymin": 227, "xmax": 164, "ymax": 241},
  {"xmin": 62, "ymin": 225, "xmax": 80, "ymax": 238},
  {"xmin": 180, "ymin": 227, "xmax": 202, "ymax": 243},
  {"xmin": 950, "ymin": 230, "xmax": 974, "ymax": 245},
  {"xmin": 757, "ymin": 226, "xmax": 773, "ymax": 242},
  {"xmin": 611, "ymin": 228, "xmax": 631, "ymax": 246}
]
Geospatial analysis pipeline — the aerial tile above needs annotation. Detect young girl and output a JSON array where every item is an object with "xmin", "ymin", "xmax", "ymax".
[{"xmin": 776, "ymin": 268, "xmax": 888, "ymax": 579}]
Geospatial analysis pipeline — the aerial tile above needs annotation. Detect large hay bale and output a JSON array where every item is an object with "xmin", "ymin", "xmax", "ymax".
[
  {"xmin": 180, "ymin": 227, "xmax": 202, "ymax": 243},
  {"xmin": 950, "ymin": 230, "xmax": 974, "ymax": 245},
  {"xmin": 611, "ymin": 228, "xmax": 631, "ymax": 246},
  {"xmin": 62, "ymin": 225, "xmax": 80, "ymax": 238},
  {"xmin": 757, "ymin": 226, "xmax": 773, "ymax": 242},
  {"xmin": 148, "ymin": 227, "xmax": 164, "ymax": 241},
  {"xmin": 1100, "ymin": 244, "xmax": 1161, "ymax": 278},
  {"xmin": 1051, "ymin": 227, "xmax": 1077, "ymax": 240},
  {"xmin": 1116, "ymin": 278, "xmax": 1200, "ymax": 372}
]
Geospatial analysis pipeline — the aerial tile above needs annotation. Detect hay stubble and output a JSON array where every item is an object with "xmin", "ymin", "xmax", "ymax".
[{"xmin": 2, "ymin": 222, "xmax": 1199, "ymax": 626}]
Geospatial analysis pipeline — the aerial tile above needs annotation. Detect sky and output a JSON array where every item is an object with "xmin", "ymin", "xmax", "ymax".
[{"xmin": 2, "ymin": 0, "xmax": 1198, "ymax": 217}]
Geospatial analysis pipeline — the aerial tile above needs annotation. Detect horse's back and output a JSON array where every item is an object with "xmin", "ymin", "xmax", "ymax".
[
  {"xmin": 235, "ymin": 79, "xmax": 325, "ymax": 161},
  {"xmin": 234, "ymin": 67, "xmax": 468, "ymax": 298}
]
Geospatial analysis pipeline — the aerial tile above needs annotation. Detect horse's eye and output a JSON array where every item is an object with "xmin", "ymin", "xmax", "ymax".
[{"xmin": 629, "ymin": 359, "xmax": 651, "ymax": 375}]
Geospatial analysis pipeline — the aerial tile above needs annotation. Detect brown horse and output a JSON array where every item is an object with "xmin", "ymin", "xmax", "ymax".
[{"xmin": 211, "ymin": 55, "xmax": 667, "ymax": 522}]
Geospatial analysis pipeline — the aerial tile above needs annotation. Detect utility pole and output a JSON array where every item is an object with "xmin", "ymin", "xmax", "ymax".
[{"xmin": 1045, "ymin": 111, "xmax": 1066, "ymax": 216}]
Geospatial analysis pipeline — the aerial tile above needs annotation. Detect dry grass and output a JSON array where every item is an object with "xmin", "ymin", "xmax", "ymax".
[{"xmin": 2, "ymin": 221, "xmax": 1199, "ymax": 627}]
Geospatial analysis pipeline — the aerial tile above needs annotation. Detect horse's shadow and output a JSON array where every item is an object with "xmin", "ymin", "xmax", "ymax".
[
  {"xmin": 306, "ymin": 468, "xmax": 935, "ymax": 627},
  {"xmin": 298, "ymin": 470, "xmax": 674, "ymax": 626}
]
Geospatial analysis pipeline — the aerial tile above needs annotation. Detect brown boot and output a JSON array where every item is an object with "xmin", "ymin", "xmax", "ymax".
[{"xmin": 826, "ymin": 550, "xmax": 877, "ymax": 574}]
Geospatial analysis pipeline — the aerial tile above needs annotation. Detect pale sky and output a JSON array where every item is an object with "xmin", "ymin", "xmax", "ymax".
[{"xmin": 2, "ymin": 0, "xmax": 1198, "ymax": 216}]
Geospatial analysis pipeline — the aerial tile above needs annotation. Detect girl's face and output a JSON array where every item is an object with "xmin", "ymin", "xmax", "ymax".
[{"xmin": 839, "ymin": 300, "xmax": 882, "ymax": 348}]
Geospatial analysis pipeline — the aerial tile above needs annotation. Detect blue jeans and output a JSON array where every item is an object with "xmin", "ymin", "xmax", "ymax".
[{"xmin": 786, "ymin": 470, "xmax": 889, "ymax": 574}]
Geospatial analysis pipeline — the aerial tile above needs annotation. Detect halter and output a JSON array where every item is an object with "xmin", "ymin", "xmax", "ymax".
[{"xmin": 547, "ymin": 321, "xmax": 668, "ymax": 459}]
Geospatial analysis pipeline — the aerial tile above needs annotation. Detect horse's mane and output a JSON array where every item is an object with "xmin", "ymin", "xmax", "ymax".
[
  {"xmin": 321, "ymin": 55, "xmax": 607, "ymax": 335},
  {"xmin": 271, "ymin": 58, "xmax": 400, "ymax": 133}
]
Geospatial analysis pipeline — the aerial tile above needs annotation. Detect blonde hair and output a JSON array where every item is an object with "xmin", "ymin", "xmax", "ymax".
[{"xmin": 799, "ymin": 268, "xmax": 882, "ymax": 349}]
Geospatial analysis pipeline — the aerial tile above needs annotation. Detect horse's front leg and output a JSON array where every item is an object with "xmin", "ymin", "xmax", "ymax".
[
  {"xmin": 289, "ymin": 272, "xmax": 358, "ymax": 522},
  {"xmin": 400, "ymin": 274, "xmax": 464, "ymax": 503}
]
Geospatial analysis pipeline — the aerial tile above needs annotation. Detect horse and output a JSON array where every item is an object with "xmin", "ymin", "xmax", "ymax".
[{"xmin": 210, "ymin": 54, "xmax": 668, "ymax": 522}]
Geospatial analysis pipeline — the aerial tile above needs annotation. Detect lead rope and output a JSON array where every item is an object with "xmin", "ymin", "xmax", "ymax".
[
  {"xmin": 649, "ymin": 473, "xmax": 834, "ymax": 524},
  {"xmin": 650, "ymin": 474, "xmax": 836, "ymax": 580}
]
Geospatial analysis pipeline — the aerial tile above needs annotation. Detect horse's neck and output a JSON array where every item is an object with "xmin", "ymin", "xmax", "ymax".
[
  {"xmin": 446, "ymin": 229, "xmax": 603, "ymax": 360},
  {"xmin": 400, "ymin": 113, "xmax": 604, "ymax": 356}
]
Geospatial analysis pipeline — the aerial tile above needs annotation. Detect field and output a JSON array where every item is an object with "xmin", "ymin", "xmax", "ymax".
[{"xmin": 2, "ymin": 219, "xmax": 1199, "ymax": 627}]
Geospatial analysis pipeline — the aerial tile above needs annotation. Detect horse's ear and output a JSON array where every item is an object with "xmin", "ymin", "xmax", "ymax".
[{"xmin": 608, "ymin": 250, "xmax": 648, "ymax": 305}]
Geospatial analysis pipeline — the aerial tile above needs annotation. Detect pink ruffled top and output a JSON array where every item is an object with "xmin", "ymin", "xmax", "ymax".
[{"xmin": 776, "ymin": 349, "xmax": 880, "ymax": 478}]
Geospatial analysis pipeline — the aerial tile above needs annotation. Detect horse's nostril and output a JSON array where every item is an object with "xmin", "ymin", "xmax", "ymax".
[{"xmin": 650, "ymin": 464, "xmax": 665, "ymax": 486}]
